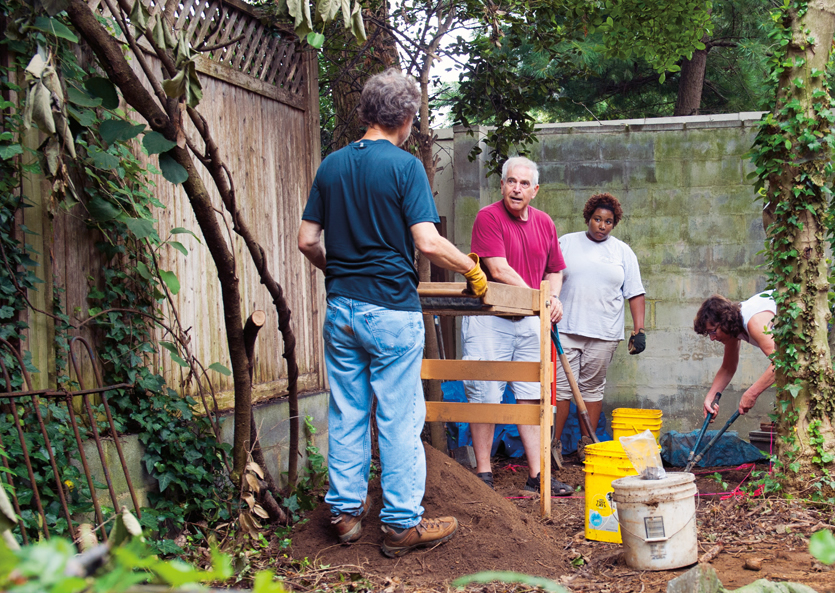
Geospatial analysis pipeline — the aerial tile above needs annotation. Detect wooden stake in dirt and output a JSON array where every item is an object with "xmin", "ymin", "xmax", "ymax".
[{"xmin": 699, "ymin": 543, "xmax": 724, "ymax": 564}]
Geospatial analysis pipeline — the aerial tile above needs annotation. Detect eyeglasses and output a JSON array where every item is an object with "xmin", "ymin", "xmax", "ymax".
[{"xmin": 706, "ymin": 326, "xmax": 719, "ymax": 337}]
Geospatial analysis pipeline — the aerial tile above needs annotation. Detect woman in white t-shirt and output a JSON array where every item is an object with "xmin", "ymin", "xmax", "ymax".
[
  {"xmin": 693, "ymin": 292, "xmax": 776, "ymax": 417},
  {"xmin": 555, "ymin": 193, "xmax": 646, "ymax": 460}
]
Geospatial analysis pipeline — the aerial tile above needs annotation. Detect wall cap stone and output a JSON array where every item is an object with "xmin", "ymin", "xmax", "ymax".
[{"xmin": 444, "ymin": 112, "xmax": 767, "ymax": 138}]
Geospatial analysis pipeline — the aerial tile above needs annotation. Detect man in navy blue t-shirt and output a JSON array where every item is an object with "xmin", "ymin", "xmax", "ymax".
[{"xmin": 298, "ymin": 69, "xmax": 487, "ymax": 558}]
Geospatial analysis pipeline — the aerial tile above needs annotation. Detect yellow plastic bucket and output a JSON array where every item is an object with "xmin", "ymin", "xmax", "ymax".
[
  {"xmin": 611, "ymin": 408, "xmax": 663, "ymax": 443},
  {"xmin": 583, "ymin": 440, "xmax": 638, "ymax": 543}
]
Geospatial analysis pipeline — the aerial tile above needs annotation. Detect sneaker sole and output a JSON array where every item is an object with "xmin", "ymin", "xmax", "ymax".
[{"xmin": 381, "ymin": 522, "xmax": 458, "ymax": 558}]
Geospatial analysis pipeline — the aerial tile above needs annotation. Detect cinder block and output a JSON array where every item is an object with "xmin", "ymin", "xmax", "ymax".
[{"xmin": 451, "ymin": 445, "xmax": 476, "ymax": 469}]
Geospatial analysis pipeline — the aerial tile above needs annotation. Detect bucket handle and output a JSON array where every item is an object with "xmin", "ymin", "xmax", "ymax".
[{"xmin": 613, "ymin": 502, "xmax": 697, "ymax": 544}]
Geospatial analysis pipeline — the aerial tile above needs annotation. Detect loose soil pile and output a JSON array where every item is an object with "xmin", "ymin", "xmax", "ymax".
[{"xmin": 286, "ymin": 443, "xmax": 835, "ymax": 592}]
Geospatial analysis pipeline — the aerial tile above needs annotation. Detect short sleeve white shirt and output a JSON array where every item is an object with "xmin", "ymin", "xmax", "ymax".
[{"xmin": 557, "ymin": 232, "xmax": 645, "ymax": 341}]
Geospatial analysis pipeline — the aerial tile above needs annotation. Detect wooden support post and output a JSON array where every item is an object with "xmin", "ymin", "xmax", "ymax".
[{"xmin": 538, "ymin": 281, "xmax": 552, "ymax": 518}]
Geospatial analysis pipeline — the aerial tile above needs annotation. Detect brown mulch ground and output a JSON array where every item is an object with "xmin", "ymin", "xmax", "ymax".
[{"xmin": 282, "ymin": 443, "xmax": 835, "ymax": 592}]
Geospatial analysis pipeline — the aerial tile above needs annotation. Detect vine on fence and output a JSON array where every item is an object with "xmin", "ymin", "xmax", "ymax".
[{"xmin": 0, "ymin": 0, "xmax": 233, "ymax": 542}]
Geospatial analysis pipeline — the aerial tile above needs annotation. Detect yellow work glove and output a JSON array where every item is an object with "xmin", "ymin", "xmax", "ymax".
[{"xmin": 463, "ymin": 253, "xmax": 488, "ymax": 297}]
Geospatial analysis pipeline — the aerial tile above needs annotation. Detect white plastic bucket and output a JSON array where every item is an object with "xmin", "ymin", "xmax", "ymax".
[{"xmin": 611, "ymin": 472, "xmax": 698, "ymax": 571}]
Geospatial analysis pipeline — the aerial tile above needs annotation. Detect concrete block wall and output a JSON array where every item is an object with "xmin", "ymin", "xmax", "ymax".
[{"xmin": 435, "ymin": 113, "xmax": 776, "ymax": 437}]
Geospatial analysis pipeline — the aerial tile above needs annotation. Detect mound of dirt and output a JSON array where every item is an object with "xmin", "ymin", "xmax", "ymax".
[{"xmin": 288, "ymin": 443, "xmax": 571, "ymax": 584}]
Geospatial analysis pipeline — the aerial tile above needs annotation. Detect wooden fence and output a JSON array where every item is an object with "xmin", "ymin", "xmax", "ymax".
[{"xmin": 21, "ymin": 0, "xmax": 326, "ymax": 410}]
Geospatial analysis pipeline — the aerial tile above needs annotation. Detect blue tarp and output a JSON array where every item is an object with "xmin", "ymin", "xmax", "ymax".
[
  {"xmin": 441, "ymin": 380, "xmax": 610, "ymax": 457},
  {"xmin": 661, "ymin": 429, "xmax": 767, "ymax": 468}
]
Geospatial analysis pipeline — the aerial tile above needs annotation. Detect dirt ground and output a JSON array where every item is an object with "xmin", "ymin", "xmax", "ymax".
[{"xmin": 285, "ymin": 443, "xmax": 835, "ymax": 592}]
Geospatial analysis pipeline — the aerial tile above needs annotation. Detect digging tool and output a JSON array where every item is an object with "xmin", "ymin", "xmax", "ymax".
[
  {"xmin": 684, "ymin": 392, "xmax": 722, "ymax": 471},
  {"xmin": 550, "ymin": 324, "xmax": 599, "ymax": 444},
  {"xmin": 684, "ymin": 410, "xmax": 741, "ymax": 472},
  {"xmin": 433, "ymin": 315, "xmax": 446, "ymax": 360}
]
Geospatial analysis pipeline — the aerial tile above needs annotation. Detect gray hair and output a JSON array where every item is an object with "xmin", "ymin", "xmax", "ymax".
[
  {"xmin": 501, "ymin": 157, "xmax": 539, "ymax": 186},
  {"xmin": 357, "ymin": 68, "xmax": 421, "ymax": 130}
]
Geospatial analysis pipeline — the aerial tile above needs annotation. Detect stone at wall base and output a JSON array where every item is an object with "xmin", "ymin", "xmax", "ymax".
[{"xmin": 451, "ymin": 445, "xmax": 476, "ymax": 469}]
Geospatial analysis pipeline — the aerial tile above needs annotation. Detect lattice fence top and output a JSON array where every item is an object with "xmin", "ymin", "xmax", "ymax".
[{"xmin": 88, "ymin": 0, "xmax": 306, "ymax": 100}]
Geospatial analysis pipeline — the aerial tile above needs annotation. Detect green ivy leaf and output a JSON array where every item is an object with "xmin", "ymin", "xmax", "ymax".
[
  {"xmin": 158, "ymin": 153, "xmax": 188, "ymax": 184},
  {"xmin": 124, "ymin": 217, "xmax": 156, "ymax": 240},
  {"xmin": 87, "ymin": 196, "xmax": 121, "ymax": 221},
  {"xmin": 157, "ymin": 472, "xmax": 174, "ymax": 492},
  {"xmin": 85, "ymin": 77, "xmax": 119, "ymax": 109},
  {"xmin": 208, "ymin": 362, "xmax": 231, "ymax": 376},
  {"xmin": 159, "ymin": 269, "xmax": 180, "ymax": 295},
  {"xmin": 31, "ymin": 16, "xmax": 79, "ymax": 42},
  {"xmin": 142, "ymin": 132, "xmax": 177, "ymax": 155},
  {"xmin": 100, "ymin": 120, "xmax": 145, "ymax": 144}
]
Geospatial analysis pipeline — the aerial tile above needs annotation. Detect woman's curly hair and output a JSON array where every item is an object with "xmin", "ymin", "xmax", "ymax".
[
  {"xmin": 583, "ymin": 193, "xmax": 623, "ymax": 226},
  {"xmin": 694, "ymin": 295, "xmax": 744, "ymax": 337}
]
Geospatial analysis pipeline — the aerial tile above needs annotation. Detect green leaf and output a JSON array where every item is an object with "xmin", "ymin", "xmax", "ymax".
[
  {"xmin": 87, "ymin": 196, "xmax": 121, "ymax": 221},
  {"xmin": 170, "ymin": 227, "xmax": 201, "ymax": 243},
  {"xmin": 32, "ymin": 16, "xmax": 79, "ymax": 42},
  {"xmin": 129, "ymin": 0, "xmax": 151, "ymax": 34},
  {"xmin": 253, "ymin": 570, "xmax": 285, "ymax": 593},
  {"xmin": 452, "ymin": 572, "xmax": 569, "ymax": 592},
  {"xmin": 85, "ymin": 77, "xmax": 119, "ymax": 109},
  {"xmin": 158, "ymin": 153, "xmax": 188, "ymax": 184},
  {"xmin": 171, "ymin": 353, "xmax": 188, "ymax": 367},
  {"xmin": 208, "ymin": 362, "xmax": 231, "ymax": 376},
  {"xmin": 0, "ymin": 144, "xmax": 24, "ymax": 159},
  {"xmin": 167, "ymin": 240, "xmax": 188, "ymax": 256},
  {"xmin": 124, "ymin": 217, "xmax": 156, "ymax": 240},
  {"xmin": 809, "ymin": 529, "xmax": 835, "ymax": 565},
  {"xmin": 100, "ymin": 120, "xmax": 145, "ymax": 144},
  {"xmin": 157, "ymin": 472, "xmax": 174, "ymax": 493},
  {"xmin": 159, "ymin": 341, "xmax": 179, "ymax": 355},
  {"xmin": 142, "ymin": 131, "xmax": 177, "ymax": 155},
  {"xmin": 135, "ymin": 261, "xmax": 152, "ymax": 280},
  {"xmin": 88, "ymin": 147, "xmax": 121, "ymax": 170},
  {"xmin": 67, "ymin": 86, "xmax": 102, "ymax": 108},
  {"xmin": 306, "ymin": 31, "xmax": 325, "ymax": 49},
  {"xmin": 159, "ymin": 269, "xmax": 180, "ymax": 295}
]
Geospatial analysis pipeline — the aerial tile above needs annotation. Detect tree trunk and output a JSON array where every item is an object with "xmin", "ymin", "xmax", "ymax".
[
  {"xmin": 414, "ymin": 9, "xmax": 454, "ymax": 454},
  {"xmin": 326, "ymin": 5, "xmax": 398, "ymax": 150},
  {"xmin": 756, "ymin": 0, "xmax": 835, "ymax": 494},
  {"xmin": 674, "ymin": 37, "xmax": 709, "ymax": 116}
]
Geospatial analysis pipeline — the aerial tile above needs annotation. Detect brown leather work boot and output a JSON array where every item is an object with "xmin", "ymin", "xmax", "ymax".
[
  {"xmin": 380, "ymin": 516, "xmax": 458, "ymax": 558},
  {"xmin": 331, "ymin": 497, "xmax": 371, "ymax": 544}
]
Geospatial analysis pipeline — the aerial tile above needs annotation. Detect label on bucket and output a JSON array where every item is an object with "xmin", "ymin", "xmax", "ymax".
[
  {"xmin": 650, "ymin": 542, "xmax": 667, "ymax": 560},
  {"xmin": 644, "ymin": 516, "xmax": 666, "ymax": 540},
  {"xmin": 588, "ymin": 492, "xmax": 619, "ymax": 533}
]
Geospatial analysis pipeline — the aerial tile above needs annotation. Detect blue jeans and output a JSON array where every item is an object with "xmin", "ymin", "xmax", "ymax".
[{"xmin": 323, "ymin": 296, "xmax": 426, "ymax": 528}]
